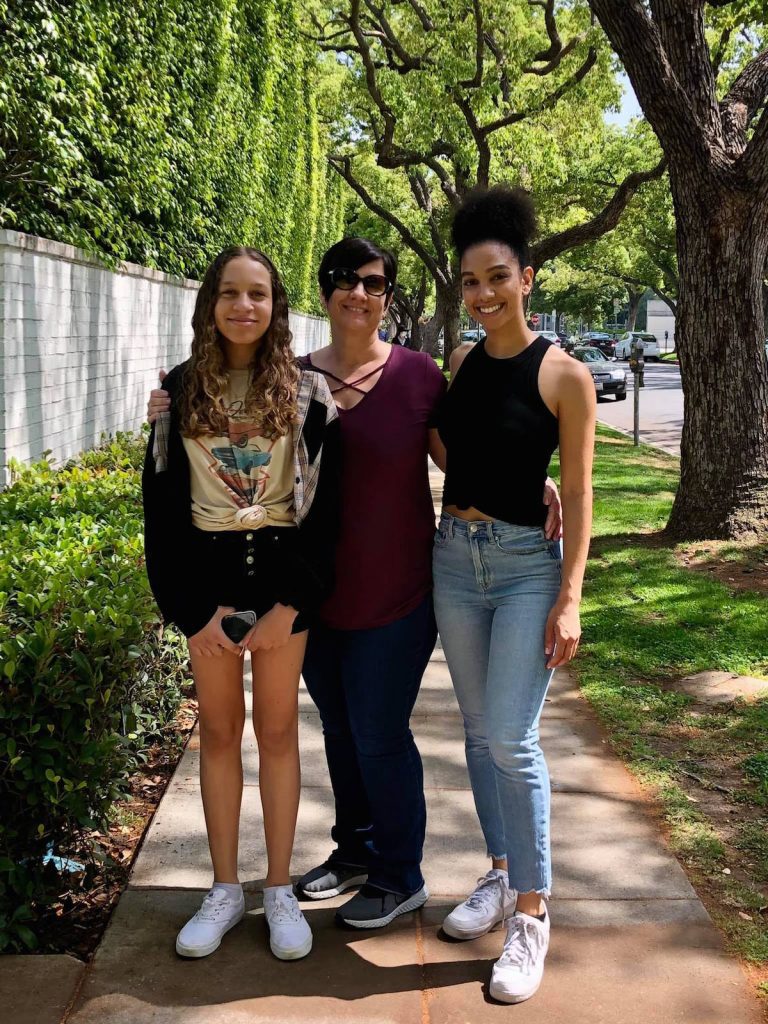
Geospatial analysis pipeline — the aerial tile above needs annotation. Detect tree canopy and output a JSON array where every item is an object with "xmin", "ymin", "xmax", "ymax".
[{"xmin": 310, "ymin": 0, "xmax": 665, "ymax": 357}]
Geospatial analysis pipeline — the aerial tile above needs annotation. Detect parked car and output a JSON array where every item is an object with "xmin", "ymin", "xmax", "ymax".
[
  {"xmin": 570, "ymin": 347, "xmax": 627, "ymax": 400},
  {"xmin": 580, "ymin": 331, "xmax": 609, "ymax": 343},
  {"xmin": 460, "ymin": 327, "xmax": 486, "ymax": 343},
  {"xmin": 580, "ymin": 332, "xmax": 616, "ymax": 358},
  {"xmin": 537, "ymin": 330, "xmax": 562, "ymax": 346},
  {"xmin": 614, "ymin": 332, "xmax": 661, "ymax": 361}
]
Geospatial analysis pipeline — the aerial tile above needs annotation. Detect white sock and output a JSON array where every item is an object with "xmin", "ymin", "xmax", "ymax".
[
  {"xmin": 263, "ymin": 883, "xmax": 293, "ymax": 895},
  {"xmin": 212, "ymin": 881, "xmax": 243, "ymax": 899}
]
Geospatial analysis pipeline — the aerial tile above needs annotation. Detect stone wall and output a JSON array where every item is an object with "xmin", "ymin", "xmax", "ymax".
[{"xmin": 0, "ymin": 230, "xmax": 329, "ymax": 481}]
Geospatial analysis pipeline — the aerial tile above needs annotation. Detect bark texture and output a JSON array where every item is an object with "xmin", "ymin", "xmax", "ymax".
[{"xmin": 590, "ymin": 0, "xmax": 768, "ymax": 539}]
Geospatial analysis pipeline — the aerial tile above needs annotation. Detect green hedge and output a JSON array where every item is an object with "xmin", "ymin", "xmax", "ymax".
[
  {"xmin": 0, "ymin": 433, "xmax": 189, "ymax": 952},
  {"xmin": 0, "ymin": 0, "xmax": 345, "ymax": 310}
]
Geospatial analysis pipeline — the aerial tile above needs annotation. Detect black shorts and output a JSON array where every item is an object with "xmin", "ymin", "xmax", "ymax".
[{"xmin": 192, "ymin": 526, "xmax": 312, "ymax": 634}]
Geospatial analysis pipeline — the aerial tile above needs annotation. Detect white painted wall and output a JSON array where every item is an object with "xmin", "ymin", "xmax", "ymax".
[
  {"xmin": 646, "ymin": 297, "xmax": 676, "ymax": 351},
  {"xmin": 0, "ymin": 230, "xmax": 329, "ymax": 480}
]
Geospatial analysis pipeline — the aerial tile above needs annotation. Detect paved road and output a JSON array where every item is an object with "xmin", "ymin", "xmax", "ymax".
[{"xmin": 595, "ymin": 360, "xmax": 682, "ymax": 455}]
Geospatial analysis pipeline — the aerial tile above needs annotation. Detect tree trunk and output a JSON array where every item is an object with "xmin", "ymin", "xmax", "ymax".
[
  {"xmin": 423, "ymin": 308, "xmax": 443, "ymax": 359},
  {"xmin": 436, "ymin": 277, "xmax": 462, "ymax": 371},
  {"xmin": 626, "ymin": 288, "xmax": 643, "ymax": 331},
  {"xmin": 666, "ymin": 188, "xmax": 768, "ymax": 539},
  {"xmin": 408, "ymin": 321, "xmax": 424, "ymax": 351}
]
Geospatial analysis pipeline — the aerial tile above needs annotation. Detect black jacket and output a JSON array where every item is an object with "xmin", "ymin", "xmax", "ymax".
[{"xmin": 142, "ymin": 362, "xmax": 341, "ymax": 637}]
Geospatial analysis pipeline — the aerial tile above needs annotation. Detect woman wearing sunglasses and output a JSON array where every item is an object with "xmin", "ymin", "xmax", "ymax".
[
  {"xmin": 291, "ymin": 238, "xmax": 446, "ymax": 927},
  {"xmin": 146, "ymin": 236, "xmax": 561, "ymax": 931}
]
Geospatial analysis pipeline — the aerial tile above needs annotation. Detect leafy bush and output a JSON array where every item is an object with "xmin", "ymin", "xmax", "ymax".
[{"xmin": 0, "ymin": 432, "xmax": 190, "ymax": 951}]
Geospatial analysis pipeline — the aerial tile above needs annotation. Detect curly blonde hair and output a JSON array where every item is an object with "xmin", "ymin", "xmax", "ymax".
[{"xmin": 178, "ymin": 247, "xmax": 299, "ymax": 438}]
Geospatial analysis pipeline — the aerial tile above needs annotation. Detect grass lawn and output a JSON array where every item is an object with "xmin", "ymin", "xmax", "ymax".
[{"xmin": 556, "ymin": 427, "xmax": 768, "ymax": 997}]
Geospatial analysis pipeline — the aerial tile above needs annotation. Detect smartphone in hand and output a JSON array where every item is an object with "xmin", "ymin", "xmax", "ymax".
[{"xmin": 221, "ymin": 610, "xmax": 257, "ymax": 644}]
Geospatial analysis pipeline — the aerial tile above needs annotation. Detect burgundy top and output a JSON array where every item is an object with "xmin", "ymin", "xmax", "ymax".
[{"xmin": 303, "ymin": 345, "xmax": 446, "ymax": 630}]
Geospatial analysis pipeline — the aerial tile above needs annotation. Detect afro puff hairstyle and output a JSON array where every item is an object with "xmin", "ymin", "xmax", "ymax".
[{"xmin": 450, "ymin": 185, "xmax": 537, "ymax": 268}]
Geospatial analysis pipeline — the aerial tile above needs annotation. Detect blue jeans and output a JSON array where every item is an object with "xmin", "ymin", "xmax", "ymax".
[
  {"xmin": 302, "ymin": 595, "xmax": 436, "ymax": 894},
  {"xmin": 432, "ymin": 513, "xmax": 562, "ymax": 895}
]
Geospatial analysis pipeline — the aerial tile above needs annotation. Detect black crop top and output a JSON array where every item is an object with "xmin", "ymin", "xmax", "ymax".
[{"xmin": 435, "ymin": 336, "xmax": 559, "ymax": 527}]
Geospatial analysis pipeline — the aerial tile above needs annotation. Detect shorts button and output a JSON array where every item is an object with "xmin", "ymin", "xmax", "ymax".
[
  {"xmin": 247, "ymin": 570, "xmax": 255, "ymax": 577},
  {"xmin": 246, "ymin": 532, "xmax": 254, "ymax": 540},
  {"xmin": 246, "ymin": 555, "xmax": 255, "ymax": 564}
]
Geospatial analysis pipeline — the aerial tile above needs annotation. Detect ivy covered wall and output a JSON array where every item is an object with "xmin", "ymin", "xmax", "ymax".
[{"xmin": 0, "ymin": 0, "xmax": 345, "ymax": 311}]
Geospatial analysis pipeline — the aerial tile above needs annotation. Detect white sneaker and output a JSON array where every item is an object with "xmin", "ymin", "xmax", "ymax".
[
  {"xmin": 263, "ymin": 884, "xmax": 312, "ymax": 960},
  {"xmin": 175, "ymin": 887, "xmax": 245, "ymax": 957},
  {"xmin": 489, "ymin": 909, "xmax": 550, "ymax": 1004},
  {"xmin": 442, "ymin": 869, "xmax": 516, "ymax": 940}
]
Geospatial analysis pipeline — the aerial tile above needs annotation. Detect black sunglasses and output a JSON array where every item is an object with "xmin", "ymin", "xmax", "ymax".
[{"xmin": 328, "ymin": 267, "xmax": 392, "ymax": 297}]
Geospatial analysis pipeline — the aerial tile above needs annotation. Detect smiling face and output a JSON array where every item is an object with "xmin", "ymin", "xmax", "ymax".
[
  {"xmin": 323, "ymin": 257, "xmax": 391, "ymax": 336},
  {"xmin": 460, "ymin": 241, "xmax": 534, "ymax": 335},
  {"xmin": 214, "ymin": 255, "xmax": 273, "ymax": 361}
]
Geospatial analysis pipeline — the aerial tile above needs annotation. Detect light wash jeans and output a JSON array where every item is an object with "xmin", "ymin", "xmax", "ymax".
[{"xmin": 432, "ymin": 512, "xmax": 562, "ymax": 895}]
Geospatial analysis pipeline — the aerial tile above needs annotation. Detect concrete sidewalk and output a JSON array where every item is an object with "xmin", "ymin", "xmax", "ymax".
[{"xmin": 53, "ymin": 644, "xmax": 761, "ymax": 1024}]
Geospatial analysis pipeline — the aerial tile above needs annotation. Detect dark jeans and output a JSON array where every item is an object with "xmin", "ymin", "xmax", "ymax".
[{"xmin": 302, "ymin": 594, "xmax": 436, "ymax": 894}]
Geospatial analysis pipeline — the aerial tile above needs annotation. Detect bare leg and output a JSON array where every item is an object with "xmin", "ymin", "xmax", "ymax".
[
  {"xmin": 190, "ymin": 648, "xmax": 246, "ymax": 883},
  {"xmin": 515, "ymin": 891, "xmax": 546, "ymax": 917},
  {"xmin": 250, "ymin": 631, "xmax": 308, "ymax": 887}
]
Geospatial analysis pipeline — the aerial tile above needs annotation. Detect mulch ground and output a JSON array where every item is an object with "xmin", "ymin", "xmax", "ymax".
[
  {"xmin": 677, "ymin": 540, "xmax": 768, "ymax": 596},
  {"xmin": 32, "ymin": 697, "xmax": 198, "ymax": 961}
]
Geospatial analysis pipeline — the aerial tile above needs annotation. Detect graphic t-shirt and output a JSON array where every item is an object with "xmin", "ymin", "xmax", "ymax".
[{"xmin": 182, "ymin": 369, "xmax": 295, "ymax": 531}]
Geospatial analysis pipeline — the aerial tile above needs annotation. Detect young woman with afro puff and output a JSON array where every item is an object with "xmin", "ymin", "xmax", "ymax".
[{"xmin": 430, "ymin": 186, "xmax": 596, "ymax": 1004}]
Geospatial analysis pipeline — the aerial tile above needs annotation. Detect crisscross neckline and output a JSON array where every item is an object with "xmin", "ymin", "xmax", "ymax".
[
  {"xmin": 307, "ymin": 347, "xmax": 394, "ymax": 410},
  {"xmin": 319, "ymin": 363, "xmax": 386, "ymax": 395}
]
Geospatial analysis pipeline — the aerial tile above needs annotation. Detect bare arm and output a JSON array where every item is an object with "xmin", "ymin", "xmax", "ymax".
[
  {"xmin": 449, "ymin": 342, "xmax": 474, "ymax": 380},
  {"xmin": 544, "ymin": 361, "xmax": 596, "ymax": 668}
]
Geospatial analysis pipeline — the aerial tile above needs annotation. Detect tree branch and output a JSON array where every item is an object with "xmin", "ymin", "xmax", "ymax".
[
  {"xmin": 525, "ymin": 33, "xmax": 588, "ymax": 77},
  {"xmin": 328, "ymin": 155, "xmax": 447, "ymax": 284},
  {"xmin": 583, "ymin": 262, "xmax": 678, "ymax": 315},
  {"xmin": 531, "ymin": 159, "xmax": 668, "ymax": 268},
  {"xmin": 484, "ymin": 31, "xmax": 512, "ymax": 103},
  {"xmin": 407, "ymin": 169, "xmax": 449, "ymax": 265},
  {"xmin": 363, "ymin": 0, "xmax": 428, "ymax": 72},
  {"xmin": 721, "ymin": 49, "xmax": 768, "ymax": 157},
  {"xmin": 740, "ymin": 104, "xmax": 768, "ymax": 192},
  {"xmin": 648, "ymin": 0, "xmax": 721, "ymax": 142},
  {"xmin": 711, "ymin": 26, "xmax": 732, "ymax": 81},
  {"xmin": 391, "ymin": 0, "xmax": 434, "ymax": 32},
  {"xmin": 528, "ymin": 0, "xmax": 560, "ymax": 64},
  {"xmin": 588, "ymin": 0, "xmax": 714, "ymax": 166},
  {"xmin": 651, "ymin": 285, "xmax": 677, "ymax": 316},
  {"xmin": 458, "ymin": 0, "xmax": 484, "ymax": 89},
  {"xmin": 453, "ymin": 93, "xmax": 492, "ymax": 186},
  {"xmin": 483, "ymin": 47, "xmax": 597, "ymax": 135},
  {"xmin": 347, "ymin": 1, "xmax": 397, "ymax": 149}
]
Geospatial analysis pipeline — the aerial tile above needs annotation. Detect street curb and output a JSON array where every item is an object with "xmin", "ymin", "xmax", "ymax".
[{"xmin": 596, "ymin": 419, "xmax": 680, "ymax": 459}]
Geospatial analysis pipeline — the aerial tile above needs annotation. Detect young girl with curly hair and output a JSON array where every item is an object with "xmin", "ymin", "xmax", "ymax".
[{"xmin": 142, "ymin": 246, "xmax": 340, "ymax": 961}]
